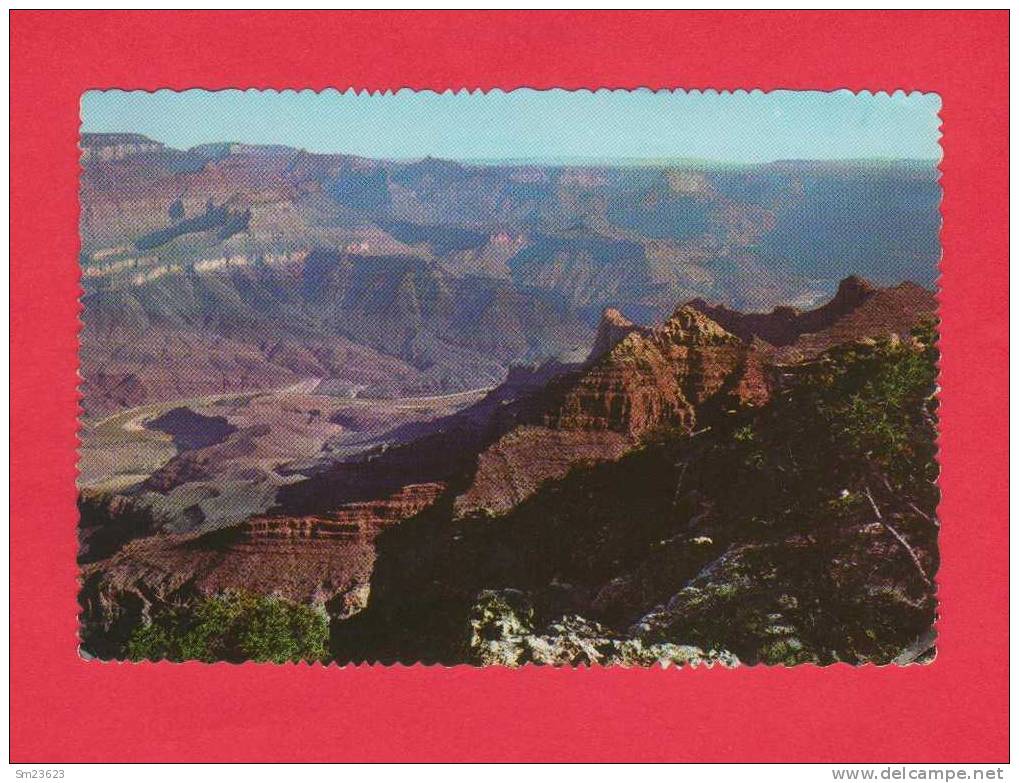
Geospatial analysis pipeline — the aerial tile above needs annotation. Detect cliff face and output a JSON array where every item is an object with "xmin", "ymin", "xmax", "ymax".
[
  {"xmin": 451, "ymin": 306, "xmax": 746, "ymax": 517},
  {"xmin": 241, "ymin": 483, "xmax": 445, "ymax": 542},
  {"xmin": 453, "ymin": 427, "xmax": 632, "ymax": 517},
  {"xmin": 687, "ymin": 275, "xmax": 876, "ymax": 345},
  {"xmin": 432, "ymin": 276, "xmax": 934, "ymax": 528},
  {"xmin": 548, "ymin": 306, "xmax": 744, "ymax": 437},
  {"xmin": 79, "ymin": 482, "xmax": 446, "ymax": 656},
  {"xmin": 585, "ymin": 307, "xmax": 648, "ymax": 363},
  {"xmin": 80, "ymin": 133, "xmax": 165, "ymax": 162},
  {"xmin": 777, "ymin": 281, "xmax": 937, "ymax": 361}
]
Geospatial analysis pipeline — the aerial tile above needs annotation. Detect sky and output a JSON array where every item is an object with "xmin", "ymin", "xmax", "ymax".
[{"xmin": 81, "ymin": 88, "xmax": 942, "ymax": 164}]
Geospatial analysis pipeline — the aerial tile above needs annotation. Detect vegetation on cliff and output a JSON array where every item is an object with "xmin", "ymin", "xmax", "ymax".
[
  {"xmin": 332, "ymin": 322, "xmax": 939, "ymax": 666},
  {"xmin": 124, "ymin": 591, "xmax": 328, "ymax": 664}
]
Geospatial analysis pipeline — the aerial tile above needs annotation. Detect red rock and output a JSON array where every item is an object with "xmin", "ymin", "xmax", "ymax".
[
  {"xmin": 585, "ymin": 307, "xmax": 649, "ymax": 363},
  {"xmin": 242, "ymin": 482, "xmax": 445, "ymax": 540},
  {"xmin": 687, "ymin": 275, "xmax": 879, "ymax": 347},
  {"xmin": 82, "ymin": 482, "xmax": 447, "ymax": 626},
  {"xmin": 777, "ymin": 281, "xmax": 937, "ymax": 361},
  {"xmin": 547, "ymin": 306, "xmax": 744, "ymax": 437},
  {"xmin": 454, "ymin": 427, "xmax": 631, "ymax": 517}
]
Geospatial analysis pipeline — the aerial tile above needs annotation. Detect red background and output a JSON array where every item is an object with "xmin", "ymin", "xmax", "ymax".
[{"xmin": 10, "ymin": 10, "xmax": 1009, "ymax": 762}]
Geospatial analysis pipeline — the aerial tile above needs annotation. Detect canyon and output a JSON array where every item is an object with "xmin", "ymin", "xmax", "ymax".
[
  {"xmin": 79, "ymin": 134, "xmax": 940, "ymax": 416},
  {"xmin": 78, "ymin": 135, "xmax": 941, "ymax": 665}
]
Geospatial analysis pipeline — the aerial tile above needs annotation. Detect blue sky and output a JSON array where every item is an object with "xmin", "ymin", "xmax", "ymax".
[{"xmin": 81, "ymin": 88, "xmax": 941, "ymax": 164}]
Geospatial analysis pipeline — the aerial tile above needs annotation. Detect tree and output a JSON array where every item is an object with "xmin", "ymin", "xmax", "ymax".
[{"xmin": 126, "ymin": 591, "xmax": 329, "ymax": 664}]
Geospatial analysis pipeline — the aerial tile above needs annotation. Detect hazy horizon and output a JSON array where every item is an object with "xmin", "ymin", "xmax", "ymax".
[
  {"xmin": 80, "ymin": 134, "xmax": 942, "ymax": 167},
  {"xmin": 81, "ymin": 88, "xmax": 942, "ymax": 165}
]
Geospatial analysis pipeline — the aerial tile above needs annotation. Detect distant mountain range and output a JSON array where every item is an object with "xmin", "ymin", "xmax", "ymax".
[
  {"xmin": 462, "ymin": 155, "xmax": 940, "ymax": 169},
  {"xmin": 79, "ymin": 133, "xmax": 940, "ymax": 417}
]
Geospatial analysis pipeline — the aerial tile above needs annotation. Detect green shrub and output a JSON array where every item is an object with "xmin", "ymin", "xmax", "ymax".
[{"xmin": 126, "ymin": 591, "xmax": 328, "ymax": 663}]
